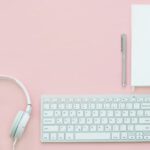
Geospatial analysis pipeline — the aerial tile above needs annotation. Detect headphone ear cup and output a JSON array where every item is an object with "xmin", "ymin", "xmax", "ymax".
[
  {"xmin": 10, "ymin": 111, "xmax": 24, "ymax": 139},
  {"xmin": 14, "ymin": 112, "xmax": 30, "ymax": 139}
]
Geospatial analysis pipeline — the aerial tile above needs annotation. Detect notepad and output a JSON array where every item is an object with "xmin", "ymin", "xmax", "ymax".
[{"xmin": 131, "ymin": 5, "xmax": 150, "ymax": 87}]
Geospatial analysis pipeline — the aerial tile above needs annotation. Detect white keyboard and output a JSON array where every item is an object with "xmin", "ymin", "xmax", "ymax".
[{"xmin": 41, "ymin": 95, "xmax": 150, "ymax": 142}]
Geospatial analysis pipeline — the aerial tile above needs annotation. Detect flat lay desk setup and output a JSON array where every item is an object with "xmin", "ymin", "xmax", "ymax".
[{"xmin": 0, "ymin": 1, "xmax": 150, "ymax": 150}]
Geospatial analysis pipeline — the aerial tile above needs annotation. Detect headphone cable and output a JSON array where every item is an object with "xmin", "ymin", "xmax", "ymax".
[{"xmin": 12, "ymin": 139, "xmax": 17, "ymax": 150}]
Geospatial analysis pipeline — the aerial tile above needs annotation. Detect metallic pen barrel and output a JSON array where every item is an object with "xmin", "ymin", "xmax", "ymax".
[{"xmin": 121, "ymin": 34, "xmax": 127, "ymax": 87}]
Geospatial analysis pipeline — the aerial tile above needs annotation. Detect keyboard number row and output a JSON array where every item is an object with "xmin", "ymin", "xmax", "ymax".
[{"xmin": 43, "ymin": 103, "xmax": 150, "ymax": 110}]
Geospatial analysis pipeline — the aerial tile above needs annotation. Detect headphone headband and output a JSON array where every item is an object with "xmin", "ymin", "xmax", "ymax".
[{"xmin": 0, "ymin": 75, "xmax": 32, "ymax": 114}]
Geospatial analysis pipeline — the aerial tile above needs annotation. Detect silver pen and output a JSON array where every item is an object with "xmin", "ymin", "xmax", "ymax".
[{"xmin": 121, "ymin": 34, "xmax": 127, "ymax": 87}]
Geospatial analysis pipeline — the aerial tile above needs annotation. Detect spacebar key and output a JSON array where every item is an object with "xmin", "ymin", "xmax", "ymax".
[{"xmin": 75, "ymin": 133, "xmax": 110, "ymax": 140}]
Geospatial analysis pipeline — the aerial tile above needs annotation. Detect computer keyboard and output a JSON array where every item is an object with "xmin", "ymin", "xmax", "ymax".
[{"xmin": 41, "ymin": 95, "xmax": 150, "ymax": 142}]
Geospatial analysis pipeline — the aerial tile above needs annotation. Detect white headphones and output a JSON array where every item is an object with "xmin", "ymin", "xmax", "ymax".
[{"xmin": 0, "ymin": 75, "xmax": 32, "ymax": 149}]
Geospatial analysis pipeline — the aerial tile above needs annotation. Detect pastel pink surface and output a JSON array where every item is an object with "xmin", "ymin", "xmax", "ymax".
[{"xmin": 0, "ymin": 0, "xmax": 150, "ymax": 150}]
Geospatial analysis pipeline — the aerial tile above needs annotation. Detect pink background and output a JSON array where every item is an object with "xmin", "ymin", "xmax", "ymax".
[{"xmin": 0, "ymin": 0, "xmax": 150, "ymax": 150}]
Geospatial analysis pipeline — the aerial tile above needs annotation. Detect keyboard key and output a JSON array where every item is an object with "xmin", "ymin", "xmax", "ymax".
[
  {"xmin": 105, "ymin": 125, "xmax": 112, "ymax": 131},
  {"xmin": 62, "ymin": 111, "xmax": 68, "ymax": 117},
  {"xmin": 137, "ymin": 110, "xmax": 144, "ymax": 116},
  {"xmin": 139, "ymin": 118, "xmax": 150, "ymax": 124},
  {"xmin": 43, "ymin": 126, "xmax": 58, "ymax": 132},
  {"xmin": 112, "ymin": 132, "xmax": 120, "ymax": 140},
  {"xmin": 43, "ymin": 111, "xmax": 53, "ymax": 117},
  {"xmin": 121, "ymin": 132, "xmax": 128, "ymax": 140},
  {"xmin": 134, "ymin": 103, "xmax": 140, "ymax": 109},
  {"xmin": 122, "ymin": 110, "xmax": 128, "ymax": 117},
  {"xmin": 135, "ymin": 125, "xmax": 150, "ymax": 131},
  {"xmin": 81, "ymin": 104, "xmax": 88, "ymax": 109},
  {"xmin": 124, "ymin": 118, "xmax": 130, "ymax": 124},
  {"xmin": 92, "ymin": 110, "xmax": 99, "ymax": 117},
  {"xmin": 113, "ymin": 125, "xmax": 119, "ymax": 131},
  {"xmin": 60, "ymin": 126, "xmax": 66, "ymax": 131},
  {"xmin": 90, "ymin": 125, "xmax": 97, "ymax": 131},
  {"xmin": 50, "ymin": 133, "xmax": 57, "ymax": 140},
  {"xmin": 85, "ymin": 111, "xmax": 91, "ymax": 117},
  {"xmin": 67, "ymin": 125, "xmax": 74, "ymax": 131},
  {"xmin": 66, "ymin": 104, "xmax": 73, "ymax": 109},
  {"xmin": 43, "ymin": 133, "xmax": 49, "ymax": 141},
  {"xmin": 107, "ymin": 110, "xmax": 113, "ymax": 117},
  {"xmin": 136, "ymin": 136, "xmax": 143, "ymax": 140},
  {"xmin": 100, "ymin": 110, "xmax": 106, "ymax": 117},
  {"xmin": 120, "ymin": 125, "xmax": 127, "ymax": 131},
  {"xmin": 145, "ymin": 111, "xmax": 150, "ymax": 116},
  {"xmin": 101, "ymin": 118, "xmax": 108, "ymax": 124},
  {"xmin": 111, "ymin": 103, "xmax": 118, "ymax": 109},
  {"xmin": 127, "ymin": 125, "xmax": 134, "ymax": 131},
  {"xmin": 79, "ymin": 118, "xmax": 86, "ymax": 124},
  {"xmin": 136, "ymin": 132, "xmax": 143, "ymax": 136},
  {"xmin": 116, "ymin": 118, "xmax": 123, "ymax": 124},
  {"xmin": 137, "ymin": 98, "xmax": 144, "ymax": 102},
  {"xmin": 69, "ymin": 111, "xmax": 76, "ymax": 117},
  {"xmin": 64, "ymin": 118, "xmax": 71, "ymax": 124},
  {"xmin": 115, "ymin": 111, "xmax": 121, "ymax": 117},
  {"xmin": 94, "ymin": 118, "xmax": 101, "ymax": 124},
  {"xmin": 131, "ymin": 118, "xmax": 138, "ymax": 124},
  {"xmin": 75, "ymin": 133, "xmax": 110, "ymax": 140},
  {"xmin": 56, "ymin": 118, "xmax": 63, "ymax": 124},
  {"xmin": 77, "ymin": 110, "xmax": 84, "ymax": 117},
  {"xmin": 75, "ymin": 125, "xmax": 82, "ymax": 131},
  {"xmin": 43, "ymin": 104, "xmax": 49, "ymax": 109},
  {"xmin": 97, "ymin": 125, "xmax": 104, "ymax": 131},
  {"xmin": 54, "ymin": 111, "xmax": 61, "ymax": 117},
  {"xmin": 129, "ymin": 110, "xmax": 136, "ymax": 117},
  {"xmin": 119, "ymin": 103, "xmax": 125, "ymax": 109},
  {"xmin": 86, "ymin": 118, "xmax": 93, "ymax": 124},
  {"xmin": 104, "ymin": 103, "xmax": 110, "ymax": 109},
  {"xmin": 58, "ymin": 104, "xmax": 65, "ymax": 109},
  {"xmin": 96, "ymin": 103, "xmax": 102, "ymax": 109},
  {"xmin": 66, "ymin": 133, "xmax": 74, "ymax": 140},
  {"xmin": 141, "ymin": 103, "xmax": 150, "ymax": 109},
  {"xmin": 131, "ymin": 97, "xmax": 136, "ymax": 102},
  {"xmin": 43, "ymin": 118, "xmax": 55, "ymax": 124},
  {"xmin": 88, "ymin": 103, "xmax": 96, "ymax": 109},
  {"xmin": 71, "ymin": 118, "xmax": 78, "ymax": 124},
  {"xmin": 126, "ymin": 103, "xmax": 133, "ymax": 109},
  {"xmin": 109, "ymin": 118, "xmax": 115, "ymax": 124},
  {"xmin": 144, "ymin": 136, "xmax": 150, "ymax": 140},
  {"xmin": 58, "ymin": 133, "xmax": 65, "ymax": 140},
  {"xmin": 128, "ymin": 135, "xmax": 136, "ymax": 140},
  {"xmin": 82, "ymin": 125, "xmax": 89, "ymax": 131},
  {"xmin": 50, "ymin": 104, "xmax": 57, "ymax": 109},
  {"xmin": 73, "ymin": 104, "xmax": 80, "ymax": 109}
]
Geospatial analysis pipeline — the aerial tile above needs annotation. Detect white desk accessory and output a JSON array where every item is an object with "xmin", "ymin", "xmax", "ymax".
[
  {"xmin": 132, "ymin": 5, "xmax": 150, "ymax": 87},
  {"xmin": 0, "ymin": 75, "xmax": 32, "ymax": 150},
  {"xmin": 41, "ymin": 95, "xmax": 150, "ymax": 142}
]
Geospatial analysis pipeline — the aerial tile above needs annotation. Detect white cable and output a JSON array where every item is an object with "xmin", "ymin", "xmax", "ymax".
[
  {"xmin": 12, "ymin": 138, "xmax": 17, "ymax": 150},
  {"xmin": 0, "ymin": 75, "xmax": 32, "ymax": 113}
]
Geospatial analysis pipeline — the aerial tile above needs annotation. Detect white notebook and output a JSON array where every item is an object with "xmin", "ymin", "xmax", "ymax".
[{"xmin": 131, "ymin": 5, "xmax": 150, "ymax": 87}]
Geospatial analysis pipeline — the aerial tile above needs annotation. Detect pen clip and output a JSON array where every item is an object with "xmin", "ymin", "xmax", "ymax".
[{"xmin": 121, "ymin": 34, "xmax": 127, "ymax": 53}]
